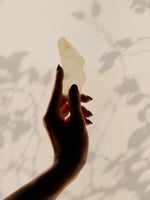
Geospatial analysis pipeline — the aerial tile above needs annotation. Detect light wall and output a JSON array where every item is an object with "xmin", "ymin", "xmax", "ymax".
[{"xmin": 0, "ymin": 0, "xmax": 150, "ymax": 199}]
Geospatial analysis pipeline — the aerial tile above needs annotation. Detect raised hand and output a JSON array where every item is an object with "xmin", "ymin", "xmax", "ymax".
[
  {"xmin": 43, "ymin": 65, "xmax": 93, "ymax": 176},
  {"xmin": 4, "ymin": 65, "xmax": 93, "ymax": 200}
]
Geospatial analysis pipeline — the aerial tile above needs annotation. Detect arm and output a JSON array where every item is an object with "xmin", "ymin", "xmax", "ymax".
[
  {"xmin": 4, "ymin": 65, "xmax": 93, "ymax": 200},
  {"xmin": 4, "ymin": 165, "xmax": 75, "ymax": 200}
]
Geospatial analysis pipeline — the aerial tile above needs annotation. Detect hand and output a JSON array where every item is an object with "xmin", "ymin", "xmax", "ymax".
[
  {"xmin": 4, "ymin": 65, "xmax": 93, "ymax": 200},
  {"xmin": 43, "ymin": 66, "xmax": 93, "ymax": 178}
]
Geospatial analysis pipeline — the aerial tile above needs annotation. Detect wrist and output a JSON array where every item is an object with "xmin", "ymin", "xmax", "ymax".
[{"xmin": 52, "ymin": 157, "xmax": 85, "ymax": 182}]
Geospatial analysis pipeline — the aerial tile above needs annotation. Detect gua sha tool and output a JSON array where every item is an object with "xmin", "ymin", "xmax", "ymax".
[{"xmin": 58, "ymin": 37, "xmax": 86, "ymax": 97}]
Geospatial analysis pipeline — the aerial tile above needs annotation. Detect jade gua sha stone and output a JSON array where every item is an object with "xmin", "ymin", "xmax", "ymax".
[{"xmin": 58, "ymin": 37, "xmax": 86, "ymax": 96}]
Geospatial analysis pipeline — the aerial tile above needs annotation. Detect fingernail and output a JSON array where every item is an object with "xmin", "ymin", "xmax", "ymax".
[
  {"xmin": 87, "ymin": 95, "xmax": 93, "ymax": 100},
  {"xmin": 88, "ymin": 110, "xmax": 93, "ymax": 116},
  {"xmin": 57, "ymin": 64, "xmax": 60, "ymax": 71},
  {"xmin": 71, "ymin": 84, "xmax": 78, "ymax": 92},
  {"xmin": 87, "ymin": 119, "xmax": 93, "ymax": 124}
]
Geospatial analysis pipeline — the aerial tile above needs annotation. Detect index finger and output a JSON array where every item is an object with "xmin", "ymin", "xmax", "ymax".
[{"xmin": 45, "ymin": 65, "xmax": 64, "ymax": 117}]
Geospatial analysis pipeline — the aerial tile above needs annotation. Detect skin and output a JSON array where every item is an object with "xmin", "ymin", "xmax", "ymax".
[{"xmin": 4, "ymin": 66, "xmax": 93, "ymax": 200}]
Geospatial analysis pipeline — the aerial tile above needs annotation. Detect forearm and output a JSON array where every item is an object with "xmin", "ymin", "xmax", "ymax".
[{"xmin": 4, "ymin": 164, "xmax": 75, "ymax": 200}]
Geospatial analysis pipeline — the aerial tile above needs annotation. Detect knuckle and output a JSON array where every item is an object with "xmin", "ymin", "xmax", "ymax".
[
  {"xmin": 42, "ymin": 115, "xmax": 48, "ymax": 125},
  {"xmin": 79, "ymin": 118, "xmax": 85, "ymax": 127},
  {"xmin": 42, "ymin": 113, "xmax": 53, "ymax": 124},
  {"xmin": 72, "ymin": 116, "xmax": 85, "ymax": 128},
  {"xmin": 42, "ymin": 114, "xmax": 47, "ymax": 122},
  {"xmin": 79, "ymin": 114, "xmax": 85, "ymax": 124}
]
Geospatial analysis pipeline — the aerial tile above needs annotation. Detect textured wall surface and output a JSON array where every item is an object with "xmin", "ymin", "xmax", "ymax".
[{"xmin": 1, "ymin": 0, "xmax": 150, "ymax": 199}]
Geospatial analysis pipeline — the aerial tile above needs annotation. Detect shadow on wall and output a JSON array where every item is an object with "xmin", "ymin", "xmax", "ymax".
[
  {"xmin": 1, "ymin": 43, "xmax": 150, "ymax": 200},
  {"xmin": 94, "ymin": 82, "xmax": 150, "ymax": 200},
  {"xmin": 130, "ymin": 0, "xmax": 150, "ymax": 14},
  {"xmin": 0, "ymin": 52, "xmax": 38, "ymax": 145},
  {"xmin": 0, "ymin": 51, "xmax": 53, "ymax": 144},
  {"xmin": 0, "ymin": 0, "xmax": 150, "ymax": 197},
  {"xmin": 96, "ymin": 37, "xmax": 150, "ymax": 200},
  {"xmin": 0, "ymin": 51, "xmax": 52, "ymax": 199},
  {"xmin": 71, "ymin": 0, "xmax": 150, "ymax": 20},
  {"xmin": 82, "ymin": 37, "xmax": 150, "ymax": 200},
  {"xmin": 1, "ymin": 48, "xmax": 150, "ymax": 199},
  {"xmin": 87, "ymin": 109, "xmax": 150, "ymax": 199},
  {"xmin": 71, "ymin": 0, "xmax": 101, "ymax": 20},
  {"xmin": 71, "ymin": 0, "xmax": 150, "ymax": 24},
  {"xmin": 54, "ymin": 35, "xmax": 150, "ymax": 199}
]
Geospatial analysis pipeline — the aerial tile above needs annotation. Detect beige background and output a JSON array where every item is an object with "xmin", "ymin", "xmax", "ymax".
[{"xmin": 1, "ymin": 0, "xmax": 150, "ymax": 199}]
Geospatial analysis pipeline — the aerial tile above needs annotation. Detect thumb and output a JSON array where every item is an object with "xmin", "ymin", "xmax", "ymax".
[{"xmin": 69, "ymin": 84, "xmax": 83, "ymax": 120}]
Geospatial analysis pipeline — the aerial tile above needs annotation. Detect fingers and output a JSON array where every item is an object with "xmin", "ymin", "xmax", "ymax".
[
  {"xmin": 68, "ymin": 84, "xmax": 83, "ymax": 120},
  {"xmin": 59, "ymin": 95, "xmax": 67, "ymax": 110},
  {"xmin": 80, "ymin": 94, "xmax": 93, "ymax": 103},
  {"xmin": 60, "ymin": 103, "xmax": 93, "ymax": 119},
  {"xmin": 85, "ymin": 118, "xmax": 93, "ymax": 125},
  {"xmin": 65, "ymin": 113, "xmax": 92, "ymax": 125},
  {"xmin": 81, "ymin": 106, "xmax": 93, "ymax": 118},
  {"xmin": 61, "ymin": 104, "xmax": 93, "ymax": 118},
  {"xmin": 45, "ymin": 65, "xmax": 64, "ymax": 117},
  {"xmin": 60, "ymin": 103, "xmax": 70, "ymax": 118},
  {"xmin": 60, "ymin": 94, "xmax": 92, "ymax": 105},
  {"xmin": 67, "ymin": 84, "xmax": 93, "ymax": 125}
]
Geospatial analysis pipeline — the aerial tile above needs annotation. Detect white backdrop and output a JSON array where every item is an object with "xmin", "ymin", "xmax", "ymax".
[{"xmin": 1, "ymin": 0, "xmax": 150, "ymax": 199}]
